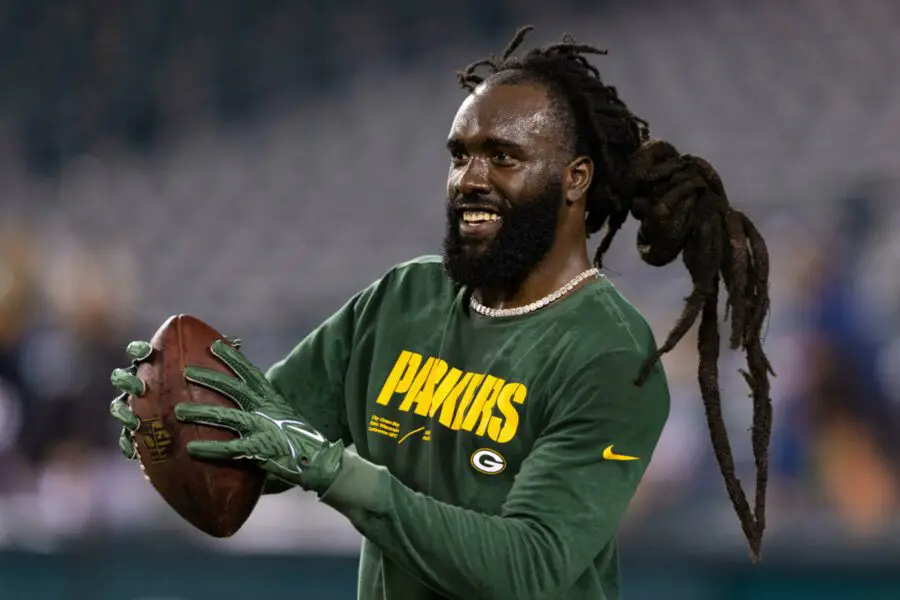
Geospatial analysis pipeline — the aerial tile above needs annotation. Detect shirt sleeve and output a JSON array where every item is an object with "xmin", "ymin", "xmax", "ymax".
[
  {"xmin": 262, "ymin": 279, "xmax": 383, "ymax": 494},
  {"xmin": 319, "ymin": 349, "xmax": 670, "ymax": 600}
]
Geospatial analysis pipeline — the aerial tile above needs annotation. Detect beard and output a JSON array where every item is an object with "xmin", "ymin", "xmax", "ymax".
[{"xmin": 441, "ymin": 176, "xmax": 563, "ymax": 291}]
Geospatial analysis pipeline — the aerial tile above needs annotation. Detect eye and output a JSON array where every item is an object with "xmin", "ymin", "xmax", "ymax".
[
  {"xmin": 492, "ymin": 151, "xmax": 513, "ymax": 165},
  {"xmin": 449, "ymin": 149, "xmax": 468, "ymax": 166}
]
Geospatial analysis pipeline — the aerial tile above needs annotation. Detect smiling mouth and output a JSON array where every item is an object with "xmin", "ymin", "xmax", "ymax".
[{"xmin": 458, "ymin": 207, "xmax": 502, "ymax": 238}]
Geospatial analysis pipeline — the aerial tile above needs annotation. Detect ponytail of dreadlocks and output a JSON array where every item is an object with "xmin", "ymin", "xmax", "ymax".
[{"xmin": 457, "ymin": 26, "xmax": 774, "ymax": 562}]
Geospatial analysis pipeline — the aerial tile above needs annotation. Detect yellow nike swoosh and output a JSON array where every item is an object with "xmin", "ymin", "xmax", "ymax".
[{"xmin": 603, "ymin": 445, "xmax": 639, "ymax": 461}]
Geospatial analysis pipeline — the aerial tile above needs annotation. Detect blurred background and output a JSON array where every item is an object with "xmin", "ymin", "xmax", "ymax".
[{"xmin": 0, "ymin": 0, "xmax": 899, "ymax": 598}]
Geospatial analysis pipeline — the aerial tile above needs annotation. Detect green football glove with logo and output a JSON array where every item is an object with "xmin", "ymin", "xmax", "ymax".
[{"xmin": 173, "ymin": 339, "xmax": 345, "ymax": 492}]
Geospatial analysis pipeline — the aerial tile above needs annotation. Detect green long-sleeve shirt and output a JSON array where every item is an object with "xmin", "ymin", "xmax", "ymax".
[{"xmin": 267, "ymin": 256, "xmax": 669, "ymax": 600}]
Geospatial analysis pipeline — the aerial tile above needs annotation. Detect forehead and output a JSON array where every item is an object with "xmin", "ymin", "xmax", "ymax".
[{"xmin": 448, "ymin": 82, "xmax": 565, "ymax": 149}]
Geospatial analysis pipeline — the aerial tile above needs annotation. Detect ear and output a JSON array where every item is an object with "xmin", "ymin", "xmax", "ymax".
[{"xmin": 564, "ymin": 156, "xmax": 593, "ymax": 205}]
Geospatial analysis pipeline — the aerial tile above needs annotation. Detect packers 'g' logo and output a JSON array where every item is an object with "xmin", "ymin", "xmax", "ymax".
[{"xmin": 470, "ymin": 448, "xmax": 506, "ymax": 475}]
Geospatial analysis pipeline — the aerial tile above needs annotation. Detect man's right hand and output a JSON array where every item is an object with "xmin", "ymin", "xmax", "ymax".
[
  {"xmin": 109, "ymin": 341, "xmax": 153, "ymax": 460},
  {"xmin": 109, "ymin": 335, "xmax": 244, "ymax": 460}
]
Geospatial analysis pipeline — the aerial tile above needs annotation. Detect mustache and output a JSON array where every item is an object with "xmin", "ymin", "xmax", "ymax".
[{"xmin": 448, "ymin": 194, "xmax": 506, "ymax": 214}]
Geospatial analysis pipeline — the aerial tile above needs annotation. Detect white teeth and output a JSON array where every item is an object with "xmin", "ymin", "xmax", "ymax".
[{"xmin": 462, "ymin": 211, "xmax": 500, "ymax": 223}]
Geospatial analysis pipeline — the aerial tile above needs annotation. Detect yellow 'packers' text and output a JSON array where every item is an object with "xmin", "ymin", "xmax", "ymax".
[{"xmin": 375, "ymin": 351, "xmax": 526, "ymax": 444}]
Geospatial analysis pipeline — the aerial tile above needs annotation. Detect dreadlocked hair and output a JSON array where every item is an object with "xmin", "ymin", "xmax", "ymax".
[{"xmin": 458, "ymin": 26, "xmax": 775, "ymax": 562}]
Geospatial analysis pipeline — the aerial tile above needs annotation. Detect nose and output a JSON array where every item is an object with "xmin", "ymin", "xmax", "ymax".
[{"xmin": 455, "ymin": 158, "xmax": 491, "ymax": 197}]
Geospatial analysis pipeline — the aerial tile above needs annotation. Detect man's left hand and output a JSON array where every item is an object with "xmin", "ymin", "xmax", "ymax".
[{"xmin": 175, "ymin": 339, "xmax": 344, "ymax": 492}]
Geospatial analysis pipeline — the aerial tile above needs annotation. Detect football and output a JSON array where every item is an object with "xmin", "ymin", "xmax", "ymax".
[{"xmin": 129, "ymin": 314, "xmax": 266, "ymax": 537}]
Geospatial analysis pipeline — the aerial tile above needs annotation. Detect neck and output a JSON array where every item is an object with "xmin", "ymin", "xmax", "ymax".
[{"xmin": 474, "ymin": 245, "xmax": 592, "ymax": 310}]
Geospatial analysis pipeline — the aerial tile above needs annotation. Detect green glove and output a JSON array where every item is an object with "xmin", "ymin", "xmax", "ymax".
[
  {"xmin": 174, "ymin": 339, "xmax": 345, "ymax": 492},
  {"xmin": 109, "ymin": 340, "xmax": 155, "ymax": 459},
  {"xmin": 109, "ymin": 336, "xmax": 244, "ymax": 461}
]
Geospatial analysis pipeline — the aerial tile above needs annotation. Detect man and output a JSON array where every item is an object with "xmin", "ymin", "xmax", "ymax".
[{"xmin": 110, "ymin": 27, "xmax": 774, "ymax": 600}]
